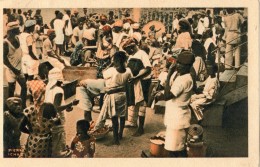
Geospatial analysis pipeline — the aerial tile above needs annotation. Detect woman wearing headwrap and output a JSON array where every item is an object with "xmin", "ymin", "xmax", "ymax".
[
  {"xmin": 19, "ymin": 82, "xmax": 55, "ymax": 157},
  {"xmin": 96, "ymin": 25, "xmax": 113, "ymax": 79},
  {"xmin": 4, "ymin": 97, "xmax": 24, "ymax": 157}
]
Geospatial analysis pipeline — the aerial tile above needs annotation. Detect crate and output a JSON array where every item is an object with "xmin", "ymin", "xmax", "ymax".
[
  {"xmin": 62, "ymin": 66, "xmax": 97, "ymax": 82},
  {"xmin": 62, "ymin": 80, "xmax": 78, "ymax": 100}
]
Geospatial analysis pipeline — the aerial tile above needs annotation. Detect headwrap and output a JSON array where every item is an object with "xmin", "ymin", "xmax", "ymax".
[
  {"xmin": 122, "ymin": 37, "xmax": 136, "ymax": 49},
  {"xmin": 6, "ymin": 21, "xmax": 19, "ymax": 31},
  {"xmin": 27, "ymin": 79, "xmax": 46, "ymax": 102},
  {"xmin": 47, "ymin": 29, "xmax": 55, "ymax": 36},
  {"xmin": 102, "ymin": 25, "xmax": 112, "ymax": 32},
  {"xmin": 177, "ymin": 51, "xmax": 195, "ymax": 65},
  {"xmin": 100, "ymin": 15, "xmax": 107, "ymax": 21},
  {"xmin": 132, "ymin": 32, "xmax": 142, "ymax": 43},
  {"xmin": 114, "ymin": 20, "xmax": 123, "ymax": 27},
  {"xmin": 132, "ymin": 23, "xmax": 140, "ymax": 30},
  {"xmin": 24, "ymin": 19, "xmax": 36, "ymax": 28},
  {"xmin": 123, "ymin": 23, "xmax": 131, "ymax": 30},
  {"xmin": 6, "ymin": 97, "xmax": 22, "ymax": 109}
]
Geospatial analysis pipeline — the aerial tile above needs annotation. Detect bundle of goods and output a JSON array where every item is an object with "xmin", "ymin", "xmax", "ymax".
[
  {"xmin": 89, "ymin": 125, "xmax": 110, "ymax": 140},
  {"xmin": 187, "ymin": 124, "xmax": 207, "ymax": 157}
]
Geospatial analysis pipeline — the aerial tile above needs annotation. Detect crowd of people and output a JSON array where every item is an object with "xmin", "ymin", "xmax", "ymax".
[{"xmin": 3, "ymin": 8, "xmax": 247, "ymax": 158}]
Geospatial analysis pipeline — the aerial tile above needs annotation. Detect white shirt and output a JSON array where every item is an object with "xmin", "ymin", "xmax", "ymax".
[
  {"xmin": 204, "ymin": 16, "xmax": 210, "ymax": 28},
  {"xmin": 83, "ymin": 27, "xmax": 96, "ymax": 41},
  {"xmin": 54, "ymin": 19, "xmax": 65, "ymax": 45},
  {"xmin": 165, "ymin": 73, "xmax": 193, "ymax": 129},
  {"xmin": 72, "ymin": 26, "xmax": 84, "ymax": 45},
  {"xmin": 45, "ymin": 86, "xmax": 66, "ymax": 124},
  {"xmin": 204, "ymin": 37, "xmax": 216, "ymax": 53},
  {"xmin": 203, "ymin": 76, "xmax": 219, "ymax": 100},
  {"xmin": 63, "ymin": 14, "xmax": 73, "ymax": 36},
  {"xmin": 128, "ymin": 49, "xmax": 152, "ymax": 80},
  {"xmin": 112, "ymin": 31, "xmax": 121, "ymax": 45},
  {"xmin": 19, "ymin": 32, "xmax": 31, "ymax": 55},
  {"xmin": 197, "ymin": 18, "xmax": 206, "ymax": 35},
  {"xmin": 172, "ymin": 18, "xmax": 179, "ymax": 31},
  {"xmin": 103, "ymin": 67, "xmax": 132, "ymax": 88}
]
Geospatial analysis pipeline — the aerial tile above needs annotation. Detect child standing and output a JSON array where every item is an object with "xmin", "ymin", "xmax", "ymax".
[{"xmin": 71, "ymin": 120, "xmax": 95, "ymax": 158}]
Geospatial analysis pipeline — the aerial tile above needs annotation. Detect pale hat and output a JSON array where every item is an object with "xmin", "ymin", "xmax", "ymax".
[
  {"xmin": 123, "ymin": 22, "xmax": 131, "ymax": 30},
  {"xmin": 132, "ymin": 23, "xmax": 140, "ymax": 30},
  {"xmin": 114, "ymin": 20, "xmax": 123, "ymax": 27},
  {"xmin": 24, "ymin": 19, "xmax": 36, "ymax": 28}
]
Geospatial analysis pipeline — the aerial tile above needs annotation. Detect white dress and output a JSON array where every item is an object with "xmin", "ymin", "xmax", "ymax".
[
  {"xmin": 54, "ymin": 19, "xmax": 65, "ymax": 45},
  {"xmin": 62, "ymin": 14, "xmax": 73, "ymax": 36}
]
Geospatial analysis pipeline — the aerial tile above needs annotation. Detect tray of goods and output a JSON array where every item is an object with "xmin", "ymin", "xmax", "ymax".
[{"xmin": 89, "ymin": 126, "xmax": 110, "ymax": 140}]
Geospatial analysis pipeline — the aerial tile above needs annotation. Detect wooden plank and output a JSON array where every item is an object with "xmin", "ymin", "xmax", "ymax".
[
  {"xmin": 236, "ymin": 65, "xmax": 248, "ymax": 88},
  {"xmin": 219, "ymin": 70, "xmax": 237, "ymax": 83},
  {"xmin": 201, "ymin": 102, "xmax": 226, "ymax": 127},
  {"xmin": 222, "ymin": 85, "xmax": 248, "ymax": 106}
]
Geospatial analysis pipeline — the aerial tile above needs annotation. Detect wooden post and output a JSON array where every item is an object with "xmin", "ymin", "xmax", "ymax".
[{"xmin": 217, "ymin": 48, "xmax": 220, "ymax": 80}]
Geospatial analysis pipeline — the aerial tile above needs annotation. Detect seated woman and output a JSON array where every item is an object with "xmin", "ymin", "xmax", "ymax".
[{"xmin": 190, "ymin": 63, "xmax": 220, "ymax": 120}]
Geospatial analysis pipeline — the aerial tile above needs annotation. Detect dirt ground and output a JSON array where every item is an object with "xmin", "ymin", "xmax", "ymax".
[
  {"xmin": 64, "ymin": 96, "xmax": 248, "ymax": 158},
  {"xmin": 19, "ymin": 96, "xmax": 248, "ymax": 158}
]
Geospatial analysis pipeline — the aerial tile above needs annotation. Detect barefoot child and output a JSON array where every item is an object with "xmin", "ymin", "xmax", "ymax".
[{"xmin": 71, "ymin": 120, "xmax": 96, "ymax": 158}]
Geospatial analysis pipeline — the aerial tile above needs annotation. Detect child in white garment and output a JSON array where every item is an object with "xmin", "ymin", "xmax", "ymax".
[{"xmin": 190, "ymin": 64, "xmax": 220, "ymax": 120}]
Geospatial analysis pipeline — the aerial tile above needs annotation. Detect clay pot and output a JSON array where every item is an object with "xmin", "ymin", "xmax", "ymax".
[{"xmin": 150, "ymin": 139, "xmax": 169, "ymax": 157}]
